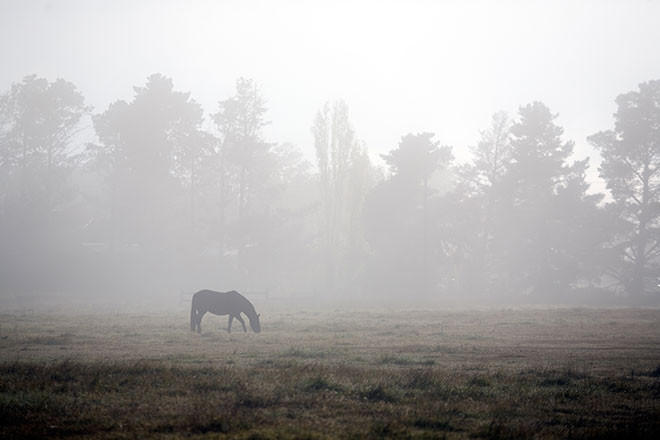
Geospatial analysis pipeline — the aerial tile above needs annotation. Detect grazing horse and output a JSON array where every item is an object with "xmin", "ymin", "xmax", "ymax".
[{"xmin": 190, "ymin": 290, "xmax": 261, "ymax": 334}]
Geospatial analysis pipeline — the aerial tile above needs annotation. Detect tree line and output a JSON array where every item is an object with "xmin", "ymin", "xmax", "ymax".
[{"xmin": 0, "ymin": 73, "xmax": 658, "ymax": 304}]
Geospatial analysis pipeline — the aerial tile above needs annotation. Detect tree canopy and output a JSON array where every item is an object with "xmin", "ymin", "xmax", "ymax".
[
  {"xmin": 589, "ymin": 79, "xmax": 660, "ymax": 301},
  {"xmin": 1, "ymin": 73, "xmax": 659, "ymax": 305}
]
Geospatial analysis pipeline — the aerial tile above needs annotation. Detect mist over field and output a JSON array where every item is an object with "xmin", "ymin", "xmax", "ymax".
[
  {"xmin": 1, "ymin": 2, "xmax": 660, "ymax": 437},
  {"xmin": 2, "ymin": 0, "xmax": 660, "ymax": 308}
]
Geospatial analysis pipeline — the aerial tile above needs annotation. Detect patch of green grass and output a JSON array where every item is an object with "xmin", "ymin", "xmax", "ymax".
[
  {"xmin": 537, "ymin": 368, "xmax": 588, "ymax": 387},
  {"xmin": 401, "ymin": 367, "xmax": 437, "ymax": 390},
  {"xmin": 1, "ymin": 360, "xmax": 659, "ymax": 439},
  {"xmin": 281, "ymin": 348, "xmax": 327, "ymax": 359},
  {"xmin": 301, "ymin": 375, "xmax": 344, "ymax": 393},
  {"xmin": 650, "ymin": 364, "xmax": 660, "ymax": 377},
  {"xmin": 380, "ymin": 354, "xmax": 435, "ymax": 366},
  {"xmin": 23, "ymin": 333, "xmax": 74, "ymax": 345},
  {"xmin": 469, "ymin": 375, "xmax": 492, "ymax": 387},
  {"xmin": 412, "ymin": 417, "xmax": 456, "ymax": 432},
  {"xmin": 380, "ymin": 354, "xmax": 415, "ymax": 365},
  {"xmin": 360, "ymin": 383, "xmax": 399, "ymax": 402}
]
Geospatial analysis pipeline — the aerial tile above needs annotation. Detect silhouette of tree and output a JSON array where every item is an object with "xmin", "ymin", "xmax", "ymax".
[
  {"xmin": 499, "ymin": 102, "xmax": 605, "ymax": 300},
  {"xmin": 311, "ymin": 100, "xmax": 376, "ymax": 294},
  {"xmin": 211, "ymin": 78, "xmax": 311, "ymax": 290},
  {"xmin": 364, "ymin": 133, "xmax": 453, "ymax": 297},
  {"xmin": 0, "ymin": 75, "xmax": 89, "ymax": 246},
  {"xmin": 245, "ymin": 142, "xmax": 318, "ymax": 294},
  {"xmin": 345, "ymin": 141, "xmax": 380, "ymax": 284},
  {"xmin": 0, "ymin": 75, "xmax": 90, "ymax": 293},
  {"xmin": 312, "ymin": 101, "xmax": 355, "ymax": 249},
  {"xmin": 211, "ymin": 78, "xmax": 274, "ymax": 257},
  {"xmin": 589, "ymin": 79, "xmax": 660, "ymax": 301},
  {"xmin": 92, "ymin": 74, "xmax": 204, "ymax": 250},
  {"xmin": 455, "ymin": 112, "xmax": 513, "ymax": 297},
  {"xmin": 465, "ymin": 111, "xmax": 513, "ymax": 194}
]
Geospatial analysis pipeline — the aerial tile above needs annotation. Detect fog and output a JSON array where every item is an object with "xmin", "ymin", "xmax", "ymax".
[{"xmin": 2, "ymin": 0, "xmax": 660, "ymax": 308}]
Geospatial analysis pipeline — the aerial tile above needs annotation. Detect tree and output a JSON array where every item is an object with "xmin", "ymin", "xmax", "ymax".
[
  {"xmin": 92, "ymin": 73, "xmax": 204, "ymax": 250},
  {"xmin": 499, "ymin": 102, "xmax": 604, "ymax": 300},
  {"xmin": 311, "ymin": 100, "xmax": 376, "ymax": 294},
  {"xmin": 465, "ymin": 111, "xmax": 513, "ymax": 195},
  {"xmin": 212, "ymin": 78, "xmax": 269, "ymax": 241},
  {"xmin": 312, "ymin": 100, "xmax": 355, "ymax": 252},
  {"xmin": 364, "ymin": 133, "xmax": 453, "ymax": 298},
  {"xmin": 211, "ymin": 78, "xmax": 303, "ymax": 290},
  {"xmin": 456, "ymin": 111, "xmax": 513, "ymax": 296},
  {"xmin": 346, "ymin": 141, "xmax": 379, "ymax": 278},
  {"xmin": 0, "ymin": 75, "xmax": 90, "ymax": 294},
  {"xmin": 0, "ymin": 75, "xmax": 89, "ymax": 246},
  {"xmin": 589, "ymin": 79, "xmax": 660, "ymax": 301},
  {"xmin": 214, "ymin": 78, "xmax": 272, "ymax": 212}
]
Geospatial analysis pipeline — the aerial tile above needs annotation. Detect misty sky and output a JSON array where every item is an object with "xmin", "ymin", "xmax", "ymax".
[{"xmin": 2, "ymin": 0, "xmax": 660, "ymax": 181}]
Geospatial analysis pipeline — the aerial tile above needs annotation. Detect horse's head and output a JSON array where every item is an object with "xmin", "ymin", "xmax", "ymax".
[{"xmin": 249, "ymin": 313, "xmax": 261, "ymax": 333}]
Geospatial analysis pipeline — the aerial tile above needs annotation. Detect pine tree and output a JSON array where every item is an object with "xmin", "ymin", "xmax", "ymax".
[{"xmin": 589, "ymin": 80, "xmax": 660, "ymax": 301}]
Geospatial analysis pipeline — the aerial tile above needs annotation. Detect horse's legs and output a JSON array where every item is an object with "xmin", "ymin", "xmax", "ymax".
[
  {"xmin": 235, "ymin": 314, "xmax": 247, "ymax": 332},
  {"xmin": 197, "ymin": 310, "xmax": 206, "ymax": 334},
  {"xmin": 227, "ymin": 315, "xmax": 233, "ymax": 333}
]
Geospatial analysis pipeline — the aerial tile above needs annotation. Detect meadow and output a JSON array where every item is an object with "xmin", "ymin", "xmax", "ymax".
[{"xmin": 1, "ymin": 302, "xmax": 659, "ymax": 439}]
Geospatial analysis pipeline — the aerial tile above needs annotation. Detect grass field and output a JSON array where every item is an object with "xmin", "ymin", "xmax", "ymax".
[{"xmin": 1, "ymin": 303, "xmax": 659, "ymax": 438}]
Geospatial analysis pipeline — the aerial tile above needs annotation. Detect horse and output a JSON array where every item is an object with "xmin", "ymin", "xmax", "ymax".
[{"xmin": 190, "ymin": 289, "xmax": 261, "ymax": 334}]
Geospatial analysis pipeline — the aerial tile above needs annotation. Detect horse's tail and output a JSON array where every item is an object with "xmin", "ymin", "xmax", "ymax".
[{"xmin": 190, "ymin": 292, "xmax": 198, "ymax": 331}]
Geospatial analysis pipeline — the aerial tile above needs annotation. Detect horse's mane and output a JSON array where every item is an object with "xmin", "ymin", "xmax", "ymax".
[{"xmin": 227, "ymin": 290, "xmax": 257, "ymax": 316}]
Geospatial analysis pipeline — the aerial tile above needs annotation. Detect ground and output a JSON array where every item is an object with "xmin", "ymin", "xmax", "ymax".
[{"xmin": 1, "ymin": 303, "xmax": 659, "ymax": 438}]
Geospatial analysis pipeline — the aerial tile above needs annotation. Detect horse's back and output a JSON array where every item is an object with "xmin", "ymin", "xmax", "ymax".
[{"xmin": 192, "ymin": 289, "xmax": 247, "ymax": 315}]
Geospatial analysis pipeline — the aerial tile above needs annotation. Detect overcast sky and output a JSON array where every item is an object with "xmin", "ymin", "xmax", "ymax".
[{"xmin": 2, "ymin": 0, "xmax": 660, "ymax": 183}]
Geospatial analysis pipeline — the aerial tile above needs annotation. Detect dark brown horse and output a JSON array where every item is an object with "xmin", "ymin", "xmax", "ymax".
[{"xmin": 190, "ymin": 290, "xmax": 261, "ymax": 334}]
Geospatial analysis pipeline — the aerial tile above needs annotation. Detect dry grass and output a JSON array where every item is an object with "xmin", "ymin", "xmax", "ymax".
[{"xmin": 1, "ymin": 305, "xmax": 659, "ymax": 438}]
